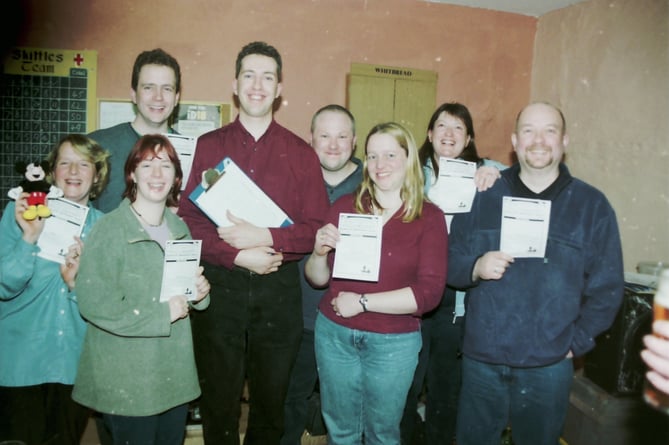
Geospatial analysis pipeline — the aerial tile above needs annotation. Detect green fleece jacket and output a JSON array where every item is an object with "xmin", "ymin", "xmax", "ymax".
[{"xmin": 73, "ymin": 198, "xmax": 209, "ymax": 416}]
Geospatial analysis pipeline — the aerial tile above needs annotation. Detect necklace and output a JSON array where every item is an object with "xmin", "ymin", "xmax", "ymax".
[{"xmin": 130, "ymin": 204, "xmax": 164, "ymax": 227}]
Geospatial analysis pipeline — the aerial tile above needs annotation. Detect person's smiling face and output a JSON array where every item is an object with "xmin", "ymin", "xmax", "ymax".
[
  {"xmin": 233, "ymin": 54, "xmax": 282, "ymax": 120},
  {"xmin": 52, "ymin": 141, "xmax": 97, "ymax": 206},
  {"xmin": 131, "ymin": 147, "xmax": 176, "ymax": 206}
]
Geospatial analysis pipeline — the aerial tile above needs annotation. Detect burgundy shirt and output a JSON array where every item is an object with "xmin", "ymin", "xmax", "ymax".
[
  {"xmin": 318, "ymin": 194, "xmax": 448, "ymax": 334},
  {"xmin": 178, "ymin": 118, "xmax": 329, "ymax": 269}
]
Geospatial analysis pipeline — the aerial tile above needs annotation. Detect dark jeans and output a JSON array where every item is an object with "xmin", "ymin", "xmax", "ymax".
[
  {"xmin": 191, "ymin": 262, "xmax": 303, "ymax": 445},
  {"xmin": 280, "ymin": 329, "xmax": 319, "ymax": 445},
  {"xmin": 102, "ymin": 403, "xmax": 188, "ymax": 445},
  {"xmin": 456, "ymin": 356, "xmax": 573, "ymax": 445},
  {"xmin": 0, "ymin": 383, "xmax": 90, "ymax": 445},
  {"xmin": 401, "ymin": 288, "xmax": 463, "ymax": 445}
]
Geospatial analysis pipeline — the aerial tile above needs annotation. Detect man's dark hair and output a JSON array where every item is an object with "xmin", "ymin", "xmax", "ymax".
[
  {"xmin": 131, "ymin": 48, "xmax": 181, "ymax": 92},
  {"xmin": 235, "ymin": 41, "xmax": 282, "ymax": 82}
]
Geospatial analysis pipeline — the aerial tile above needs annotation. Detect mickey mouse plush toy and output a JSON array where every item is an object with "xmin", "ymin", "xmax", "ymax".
[{"xmin": 8, "ymin": 159, "xmax": 63, "ymax": 220}]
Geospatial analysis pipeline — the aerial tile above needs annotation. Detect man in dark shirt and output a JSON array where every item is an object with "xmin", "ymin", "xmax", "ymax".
[
  {"xmin": 448, "ymin": 102, "xmax": 624, "ymax": 445},
  {"xmin": 90, "ymin": 48, "xmax": 181, "ymax": 213},
  {"xmin": 178, "ymin": 41, "xmax": 329, "ymax": 445}
]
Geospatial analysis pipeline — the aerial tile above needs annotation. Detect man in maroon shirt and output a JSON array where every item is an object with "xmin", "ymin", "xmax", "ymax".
[{"xmin": 178, "ymin": 41, "xmax": 329, "ymax": 445}]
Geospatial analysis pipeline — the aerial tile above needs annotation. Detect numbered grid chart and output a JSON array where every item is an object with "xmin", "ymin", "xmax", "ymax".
[{"xmin": 0, "ymin": 69, "xmax": 88, "ymax": 211}]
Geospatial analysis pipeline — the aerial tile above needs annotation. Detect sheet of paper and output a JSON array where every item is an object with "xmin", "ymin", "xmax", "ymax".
[
  {"xmin": 160, "ymin": 240, "xmax": 202, "ymax": 302},
  {"xmin": 189, "ymin": 157, "xmax": 293, "ymax": 228},
  {"xmin": 427, "ymin": 158, "xmax": 477, "ymax": 214},
  {"xmin": 500, "ymin": 196, "xmax": 551, "ymax": 258},
  {"xmin": 332, "ymin": 213, "xmax": 383, "ymax": 282},
  {"xmin": 37, "ymin": 198, "xmax": 89, "ymax": 264},
  {"xmin": 165, "ymin": 133, "xmax": 197, "ymax": 190}
]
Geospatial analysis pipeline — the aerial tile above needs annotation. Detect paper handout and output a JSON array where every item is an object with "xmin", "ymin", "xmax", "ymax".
[
  {"xmin": 37, "ymin": 197, "xmax": 89, "ymax": 264},
  {"xmin": 160, "ymin": 240, "xmax": 202, "ymax": 302},
  {"xmin": 332, "ymin": 213, "xmax": 383, "ymax": 282},
  {"xmin": 500, "ymin": 196, "xmax": 551, "ymax": 258}
]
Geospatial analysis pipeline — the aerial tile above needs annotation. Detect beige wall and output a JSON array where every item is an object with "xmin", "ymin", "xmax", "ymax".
[
  {"xmin": 533, "ymin": 0, "xmax": 669, "ymax": 271},
  {"xmin": 10, "ymin": 0, "xmax": 534, "ymax": 164},
  {"xmin": 10, "ymin": 0, "xmax": 666, "ymax": 271}
]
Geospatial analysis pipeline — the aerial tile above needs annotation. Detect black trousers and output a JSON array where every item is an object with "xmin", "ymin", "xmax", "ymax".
[
  {"xmin": 401, "ymin": 287, "xmax": 464, "ymax": 445},
  {"xmin": 0, "ymin": 383, "xmax": 90, "ymax": 445},
  {"xmin": 191, "ymin": 262, "xmax": 303, "ymax": 445}
]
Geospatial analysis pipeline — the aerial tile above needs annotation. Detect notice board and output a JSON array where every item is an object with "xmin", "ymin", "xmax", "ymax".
[{"xmin": 0, "ymin": 47, "xmax": 97, "ymax": 211}]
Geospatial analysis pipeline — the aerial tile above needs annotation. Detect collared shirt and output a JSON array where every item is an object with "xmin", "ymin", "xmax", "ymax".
[
  {"xmin": 178, "ymin": 117, "xmax": 330, "ymax": 269},
  {"xmin": 0, "ymin": 201, "xmax": 104, "ymax": 386}
]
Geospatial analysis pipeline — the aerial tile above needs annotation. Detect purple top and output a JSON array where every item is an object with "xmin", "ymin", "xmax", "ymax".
[{"xmin": 318, "ymin": 194, "xmax": 448, "ymax": 334}]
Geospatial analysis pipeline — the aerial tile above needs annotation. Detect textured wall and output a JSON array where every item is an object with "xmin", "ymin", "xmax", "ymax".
[
  {"xmin": 7, "ymin": 0, "xmax": 534, "ymax": 164},
  {"xmin": 532, "ymin": 0, "xmax": 669, "ymax": 271}
]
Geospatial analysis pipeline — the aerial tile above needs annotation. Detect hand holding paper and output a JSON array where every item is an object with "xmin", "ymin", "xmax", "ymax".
[
  {"xmin": 233, "ymin": 246, "xmax": 283, "ymax": 275},
  {"xmin": 189, "ymin": 157, "xmax": 293, "ymax": 229},
  {"xmin": 59, "ymin": 236, "xmax": 83, "ymax": 290},
  {"xmin": 160, "ymin": 240, "xmax": 202, "ymax": 302},
  {"xmin": 217, "ymin": 211, "xmax": 273, "ymax": 249},
  {"xmin": 332, "ymin": 213, "xmax": 383, "ymax": 282}
]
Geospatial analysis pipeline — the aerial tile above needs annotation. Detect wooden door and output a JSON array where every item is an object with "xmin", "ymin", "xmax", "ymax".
[{"xmin": 348, "ymin": 63, "xmax": 437, "ymax": 159}]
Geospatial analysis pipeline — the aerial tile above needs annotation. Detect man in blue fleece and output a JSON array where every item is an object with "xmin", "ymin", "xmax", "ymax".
[{"xmin": 448, "ymin": 102, "xmax": 624, "ymax": 445}]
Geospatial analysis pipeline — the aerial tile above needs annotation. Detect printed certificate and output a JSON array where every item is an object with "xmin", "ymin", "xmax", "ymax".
[
  {"xmin": 37, "ymin": 197, "xmax": 89, "ymax": 264},
  {"xmin": 500, "ymin": 197, "xmax": 551, "ymax": 258},
  {"xmin": 165, "ymin": 133, "xmax": 197, "ymax": 191},
  {"xmin": 332, "ymin": 213, "xmax": 382, "ymax": 282},
  {"xmin": 160, "ymin": 240, "xmax": 202, "ymax": 302},
  {"xmin": 427, "ymin": 157, "xmax": 477, "ymax": 214}
]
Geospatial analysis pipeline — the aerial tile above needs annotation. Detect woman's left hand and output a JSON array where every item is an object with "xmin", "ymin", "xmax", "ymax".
[
  {"xmin": 192, "ymin": 266, "xmax": 211, "ymax": 303},
  {"xmin": 473, "ymin": 165, "xmax": 501, "ymax": 192},
  {"xmin": 331, "ymin": 291, "xmax": 364, "ymax": 318},
  {"xmin": 60, "ymin": 236, "xmax": 83, "ymax": 290}
]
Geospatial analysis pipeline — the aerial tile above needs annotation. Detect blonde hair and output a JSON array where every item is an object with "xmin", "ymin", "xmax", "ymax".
[
  {"xmin": 354, "ymin": 122, "xmax": 424, "ymax": 222},
  {"xmin": 46, "ymin": 134, "xmax": 110, "ymax": 200}
]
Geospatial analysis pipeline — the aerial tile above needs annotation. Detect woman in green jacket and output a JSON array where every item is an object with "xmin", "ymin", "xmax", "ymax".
[{"xmin": 73, "ymin": 134, "xmax": 210, "ymax": 445}]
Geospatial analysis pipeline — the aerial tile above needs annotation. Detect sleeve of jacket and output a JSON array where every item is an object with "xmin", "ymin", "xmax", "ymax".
[
  {"xmin": 410, "ymin": 204, "xmax": 448, "ymax": 315},
  {"xmin": 447, "ymin": 202, "xmax": 480, "ymax": 290},
  {"xmin": 570, "ymin": 200, "xmax": 625, "ymax": 357},
  {"xmin": 268, "ymin": 144, "xmax": 330, "ymax": 259},
  {"xmin": 0, "ymin": 202, "xmax": 40, "ymax": 300},
  {"xmin": 76, "ymin": 217, "xmax": 172, "ymax": 338}
]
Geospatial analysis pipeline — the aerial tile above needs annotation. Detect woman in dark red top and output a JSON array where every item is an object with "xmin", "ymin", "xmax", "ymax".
[{"xmin": 306, "ymin": 122, "xmax": 448, "ymax": 445}]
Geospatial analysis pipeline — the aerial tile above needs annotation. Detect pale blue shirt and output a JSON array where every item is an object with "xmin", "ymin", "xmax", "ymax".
[{"xmin": 0, "ymin": 200, "xmax": 104, "ymax": 386}]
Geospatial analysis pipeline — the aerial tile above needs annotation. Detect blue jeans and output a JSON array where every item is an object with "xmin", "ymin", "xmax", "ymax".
[
  {"xmin": 315, "ymin": 313, "xmax": 421, "ymax": 445},
  {"xmin": 280, "ymin": 329, "xmax": 320, "ymax": 445},
  {"xmin": 456, "ymin": 356, "xmax": 573, "ymax": 445}
]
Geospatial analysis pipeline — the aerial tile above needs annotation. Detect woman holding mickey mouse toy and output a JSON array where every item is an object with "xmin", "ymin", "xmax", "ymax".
[{"xmin": 0, "ymin": 133, "xmax": 110, "ymax": 444}]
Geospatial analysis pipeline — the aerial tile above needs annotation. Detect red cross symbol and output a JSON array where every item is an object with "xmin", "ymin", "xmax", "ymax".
[{"xmin": 73, "ymin": 53, "xmax": 84, "ymax": 66}]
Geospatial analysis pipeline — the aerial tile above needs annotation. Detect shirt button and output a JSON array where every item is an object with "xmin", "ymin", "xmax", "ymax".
[{"xmin": 58, "ymin": 330, "xmax": 64, "ymax": 336}]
